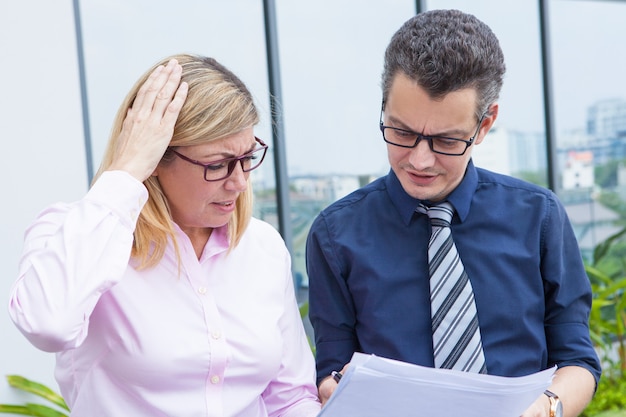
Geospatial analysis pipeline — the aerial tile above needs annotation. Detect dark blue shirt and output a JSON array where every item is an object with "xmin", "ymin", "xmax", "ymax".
[{"xmin": 306, "ymin": 160, "xmax": 601, "ymax": 385}]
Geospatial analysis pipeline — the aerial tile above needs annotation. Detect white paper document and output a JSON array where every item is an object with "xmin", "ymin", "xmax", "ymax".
[{"xmin": 318, "ymin": 353, "xmax": 556, "ymax": 417}]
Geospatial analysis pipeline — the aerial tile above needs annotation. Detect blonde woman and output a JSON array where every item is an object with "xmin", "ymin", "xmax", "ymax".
[{"xmin": 9, "ymin": 54, "xmax": 320, "ymax": 417}]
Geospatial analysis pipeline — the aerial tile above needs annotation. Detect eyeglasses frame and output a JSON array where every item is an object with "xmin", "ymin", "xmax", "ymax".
[
  {"xmin": 379, "ymin": 104, "xmax": 486, "ymax": 156},
  {"xmin": 169, "ymin": 136, "xmax": 268, "ymax": 182}
]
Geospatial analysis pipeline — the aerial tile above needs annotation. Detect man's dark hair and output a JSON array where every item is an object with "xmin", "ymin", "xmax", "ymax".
[{"xmin": 382, "ymin": 9, "xmax": 506, "ymax": 118}]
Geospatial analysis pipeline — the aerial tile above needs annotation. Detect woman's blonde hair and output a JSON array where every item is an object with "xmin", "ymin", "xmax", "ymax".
[{"xmin": 93, "ymin": 54, "xmax": 259, "ymax": 269}]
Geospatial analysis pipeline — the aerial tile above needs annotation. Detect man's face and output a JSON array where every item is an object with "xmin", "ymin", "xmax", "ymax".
[{"xmin": 383, "ymin": 73, "xmax": 497, "ymax": 202}]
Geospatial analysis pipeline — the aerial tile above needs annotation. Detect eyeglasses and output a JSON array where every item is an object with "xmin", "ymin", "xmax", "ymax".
[
  {"xmin": 379, "ymin": 108, "xmax": 485, "ymax": 156},
  {"xmin": 169, "ymin": 137, "xmax": 268, "ymax": 181}
]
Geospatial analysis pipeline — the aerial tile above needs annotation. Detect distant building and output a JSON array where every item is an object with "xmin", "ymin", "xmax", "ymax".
[
  {"xmin": 562, "ymin": 150, "xmax": 594, "ymax": 190},
  {"xmin": 471, "ymin": 125, "xmax": 510, "ymax": 175},
  {"xmin": 618, "ymin": 163, "xmax": 626, "ymax": 187},
  {"xmin": 291, "ymin": 174, "xmax": 374, "ymax": 202},
  {"xmin": 560, "ymin": 98, "xmax": 626, "ymax": 169},
  {"xmin": 507, "ymin": 130, "xmax": 546, "ymax": 174},
  {"xmin": 587, "ymin": 98, "xmax": 626, "ymax": 139},
  {"xmin": 471, "ymin": 126, "xmax": 546, "ymax": 177}
]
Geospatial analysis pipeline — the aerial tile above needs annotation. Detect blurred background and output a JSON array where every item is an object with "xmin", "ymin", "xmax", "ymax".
[{"xmin": 1, "ymin": 0, "xmax": 625, "ymax": 410}]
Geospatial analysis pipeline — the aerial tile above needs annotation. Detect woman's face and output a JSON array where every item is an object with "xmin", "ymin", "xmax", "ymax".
[{"xmin": 154, "ymin": 127, "xmax": 256, "ymax": 236}]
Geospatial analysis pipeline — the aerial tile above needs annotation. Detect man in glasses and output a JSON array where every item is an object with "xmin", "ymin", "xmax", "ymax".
[{"xmin": 306, "ymin": 9, "xmax": 600, "ymax": 417}]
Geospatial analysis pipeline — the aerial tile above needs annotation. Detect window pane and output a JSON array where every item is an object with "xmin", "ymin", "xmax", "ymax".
[
  {"xmin": 425, "ymin": 0, "xmax": 548, "ymax": 186},
  {"xmin": 276, "ymin": 0, "xmax": 416, "ymax": 295},
  {"xmin": 79, "ymin": 0, "xmax": 277, "ymax": 223},
  {"xmin": 549, "ymin": 0, "xmax": 626, "ymax": 260}
]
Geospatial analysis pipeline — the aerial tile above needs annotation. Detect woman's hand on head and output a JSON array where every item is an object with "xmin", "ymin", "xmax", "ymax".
[{"xmin": 109, "ymin": 58, "xmax": 189, "ymax": 182}]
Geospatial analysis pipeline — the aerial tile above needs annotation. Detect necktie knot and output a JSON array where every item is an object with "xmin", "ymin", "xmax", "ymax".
[{"xmin": 418, "ymin": 202, "xmax": 454, "ymax": 227}]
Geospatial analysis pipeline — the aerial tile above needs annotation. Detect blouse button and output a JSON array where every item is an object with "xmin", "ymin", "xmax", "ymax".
[
  {"xmin": 212, "ymin": 331, "xmax": 221, "ymax": 339},
  {"xmin": 210, "ymin": 375, "xmax": 220, "ymax": 384},
  {"xmin": 198, "ymin": 287, "xmax": 207, "ymax": 295}
]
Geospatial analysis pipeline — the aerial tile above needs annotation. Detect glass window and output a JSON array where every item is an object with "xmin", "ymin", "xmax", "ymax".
[
  {"xmin": 548, "ymin": 0, "xmax": 626, "ymax": 260},
  {"xmin": 78, "ymin": 0, "xmax": 276, "ymax": 214},
  {"xmin": 275, "ymin": 0, "xmax": 416, "ymax": 296},
  {"xmin": 425, "ymin": 0, "xmax": 548, "ymax": 186}
]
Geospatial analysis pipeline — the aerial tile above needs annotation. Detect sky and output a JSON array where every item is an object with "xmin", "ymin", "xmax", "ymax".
[{"xmin": 79, "ymin": 0, "xmax": 626, "ymax": 178}]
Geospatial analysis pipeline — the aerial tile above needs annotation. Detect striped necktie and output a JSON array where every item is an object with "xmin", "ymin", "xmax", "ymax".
[{"xmin": 417, "ymin": 201, "xmax": 487, "ymax": 373}]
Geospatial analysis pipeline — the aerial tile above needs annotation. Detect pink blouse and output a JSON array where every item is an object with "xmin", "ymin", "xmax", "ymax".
[{"xmin": 9, "ymin": 170, "xmax": 321, "ymax": 417}]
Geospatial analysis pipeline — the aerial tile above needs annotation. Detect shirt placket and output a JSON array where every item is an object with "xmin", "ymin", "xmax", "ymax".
[{"xmin": 181, "ymin": 246, "xmax": 228, "ymax": 417}]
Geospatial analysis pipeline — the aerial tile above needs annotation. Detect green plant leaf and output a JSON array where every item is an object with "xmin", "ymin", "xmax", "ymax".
[
  {"xmin": 0, "ymin": 404, "xmax": 32, "ymax": 414},
  {"xmin": 5, "ymin": 376, "xmax": 69, "ymax": 412},
  {"xmin": 584, "ymin": 224, "xmax": 626, "ymax": 415},
  {"xmin": 594, "ymin": 227, "xmax": 626, "ymax": 263},
  {"xmin": 23, "ymin": 403, "xmax": 68, "ymax": 417},
  {"xmin": 299, "ymin": 302, "xmax": 309, "ymax": 318},
  {"xmin": 587, "ymin": 264, "xmax": 614, "ymax": 284}
]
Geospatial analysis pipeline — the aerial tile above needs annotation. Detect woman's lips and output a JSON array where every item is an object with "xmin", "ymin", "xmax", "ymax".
[{"xmin": 212, "ymin": 200, "xmax": 237, "ymax": 213}]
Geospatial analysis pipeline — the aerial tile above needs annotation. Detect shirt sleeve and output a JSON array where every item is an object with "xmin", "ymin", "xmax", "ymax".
[
  {"xmin": 306, "ymin": 213, "xmax": 360, "ymax": 386},
  {"xmin": 262, "ymin": 246, "xmax": 321, "ymax": 417},
  {"xmin": 8, "ymin": 171, "xmax": 148, "ymax": 353},
  {"xmin": 541, "ymin": 194, "xmax": 602, "ymax": 384}
]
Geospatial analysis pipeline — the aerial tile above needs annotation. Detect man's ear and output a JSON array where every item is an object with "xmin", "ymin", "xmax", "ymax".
[{"xmin": 474, "ymin": 103, "xmax": 499, "ymax": 145}]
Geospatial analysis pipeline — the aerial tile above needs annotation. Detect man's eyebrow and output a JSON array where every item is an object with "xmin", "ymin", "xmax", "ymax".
[
  {"xmin": 386, "ymin": 115, "xmax": 416, "ymax": 132},
  {"xmin": 386, "ymin": 115, "xmax": 470, "ymax": 137}
]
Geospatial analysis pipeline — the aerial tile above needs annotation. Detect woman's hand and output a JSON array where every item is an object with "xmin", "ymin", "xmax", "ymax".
[{"xmin": 109, "ymin": 58, "xmax": 188, "ymax": 182}]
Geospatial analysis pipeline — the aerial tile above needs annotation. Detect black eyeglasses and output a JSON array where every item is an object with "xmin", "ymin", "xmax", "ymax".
[
  {"xmin": 380, "ymin": 106, "xmax": 485, "ymax": 156},
  {"xmin": 169, "ymin": 137, "xmax": 268, "ymax": 181}
]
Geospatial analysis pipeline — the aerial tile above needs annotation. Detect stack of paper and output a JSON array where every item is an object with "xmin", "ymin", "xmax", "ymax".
[{"xmin": 318, "ymin": 353, "xmax": 555, "ymax": 417}]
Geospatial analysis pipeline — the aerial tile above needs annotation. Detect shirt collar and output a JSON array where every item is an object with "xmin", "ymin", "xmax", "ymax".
[
  {"xmin": 384, "ymin": 159, "xmax": 478, "ymax": 225},
  {"xmin": 202, "ymin": 225, "xmax": 230, "ymax": 258},
  {"xmin": 172, "ymin": 223, "xmax": 230, "ymax": 260},
  {"xmin": 385, "ymin": 169, "xmax": 421, "ymax": 226},
  {"xmin": 445, "ymin": 159, "xmax": 477, "ymax": 223}
]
